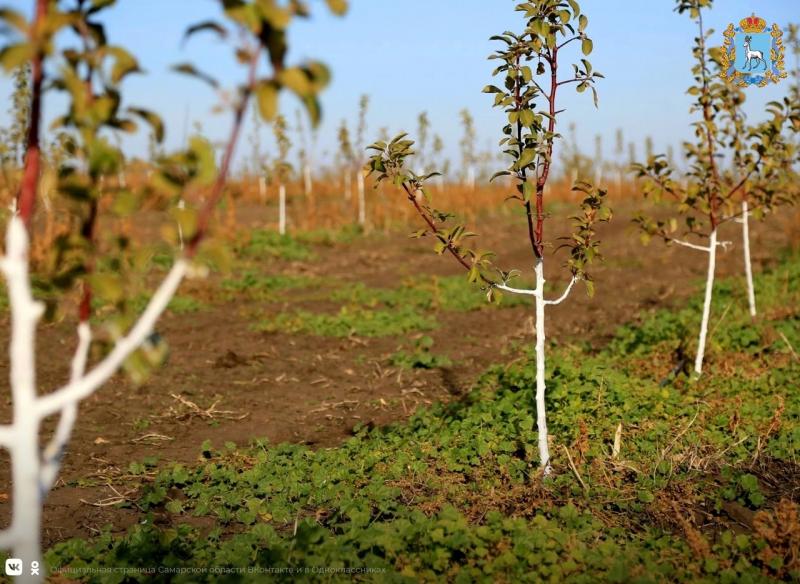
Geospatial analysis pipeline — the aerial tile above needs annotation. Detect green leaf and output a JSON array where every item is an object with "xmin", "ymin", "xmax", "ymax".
[
  {"xmin": 325, "ymin": 0, "xmax": 348, "ymax": 15},
  {"xmin": 522, "ymin": 181, "xmax": 534, "ymax": 201},
  {"xmin": 520, "ymin": 109, "xmax": 535, "ymax": 127},
  {"xmin": 128, "ymin": 108, "xmax": 165, "ymax": 143},
  {"xmin": 255, "ymin": 80, "xmax": 279, "ymax": 121},
  {"xmin": 256, "ymin": 0, "xmax": 291, "ymax": 29},
  {"xmin": 516, "ymin": 148, "xmax": 536, "ymax": 170},
  {"xmin": 107, "ymin": 46, "xmax": 141, "ymax": 84},
  {"xmin": 0, "ymin": 8, "xmax": 27, "ymax": 32},
  {"xmin": 278, "ymin": 67, "xmax": 312, "ymax": 96},
  {"xmin": 581, "ymin": 38, "xmax": 593, "ymax": 56},
  {"xmin": 188, "ymin": 136, "xmax": 217, "ymax": 185},
  {"xmin": 183, "ymin": 20, "xmax": 228, "ymax": 43},
  {"xmin": 87, "ymin": 0, "xmax": 116, "ymax": 14},
  {"xmin": 111, "ymin": 190, "xmax": 141, "ymax": 217},
  {"xmin": 0, "ymin": 43, "xmax": 34, "ymax": 72},
  {"xmin": 300, "ymin": 95, "xmax": 322, "ymax": 128},
  {"xmin": 172, "ymin": 62, "xmax": 219, "ymax": 88}
]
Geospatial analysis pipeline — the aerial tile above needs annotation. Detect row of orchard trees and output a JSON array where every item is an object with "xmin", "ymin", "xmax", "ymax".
[
  {"xmin": 244, "ymin": 100, "xmax": 667, "ymax": 199},
  {"xmin": 633, "ymin": 0, "xmax": 799, "ymax": 374},
  {"xmin": 0, "ymin": 0, "xmax": 346, "ymax": 581},
  {"xmin": 366, "ymin": 0, "xmax": 798, "ymax": 473}
]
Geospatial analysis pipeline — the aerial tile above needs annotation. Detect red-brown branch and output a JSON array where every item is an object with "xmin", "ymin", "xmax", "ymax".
[
  {"xmin": 78, "ymin": 199, "xmax": 97, "ymax": 322},
  {"xmin": 77, "ymin": 9, "xmax": 97, "ymax": 324},
  {"xmin": 16, "ymin": 0, "xmax": 48, "ymax": 230},
  {"xmin": 697, "ymin": 11, "xmax": 721, "ymax": 230},
  {"xmin": 186, "ymin": 45, "xmax": 261, "ymax": 258},
  {"xmin": 401, "ymin": 183, "xmax": 472, "ymax": 272},
  {"xmin": 534, "ymin": 46, "xmax": 559, "ymax": 259},
  {"xmin": 514, "ymin": 54, "xmax": 540, "ymax": 261}
]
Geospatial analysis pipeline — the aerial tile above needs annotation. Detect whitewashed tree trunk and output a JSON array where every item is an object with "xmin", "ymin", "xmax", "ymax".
[
  {"xmin": 495, "ymin": 265, "xmax": 577, "ymax": 475},
  {"xmin": 466, "ymin": 166, "xmax": 475, "ymax": 191},
  {"xmin": 177, "ymin": 199, "xmax": 186, "ymax": 250},
  {"xmin": 694, "ymin": 228, "xmax": 717, "ymax": 375},
  {"xmin": 533, "ymin": 259, "xmax": 551, "ymax": 474},
  {"xmin": 741, "ymin": 200, "xmax": 756, "ymax": 317},
  {"xmin": 303, "ymin": 164, "xmax": 312, "ymax": 198},
  {"xmin": 357, "ymin": 172, "xmax": 366, "ymax": 226},
  {"xmin": 258, "ymin": 176, "xmax": 267, "ymax": 204},
  {"xmin": 344, "ymin": 171, "xmax": 352, "ymax": 201},
  {"xmin": 278, "ymin": 184, "xmax": 286, "ymax": 235}
]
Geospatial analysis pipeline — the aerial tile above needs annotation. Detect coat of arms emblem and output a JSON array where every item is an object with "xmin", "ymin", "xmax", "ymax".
[{"xmin": 720, "ymin": 14, "xmax": 787, "ymax": 87}]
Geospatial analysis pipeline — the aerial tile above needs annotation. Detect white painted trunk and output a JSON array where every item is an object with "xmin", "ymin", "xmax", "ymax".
[
  {"xmin": 466, "ymin": 166, "xmax": 475, "ymax": 191},
  {"xmin": 11, "ymin": 426, "xmax": 42, "ymax": 583},
  {"xmin": 177, "ymin": 199, "xmax": 186, "ymax": 251},
  {"xmin": 741, "ymin": 200, "xmax": 756, "ymax": 317},
  {"xmin": 694, "ymin": 228, "xmax": 717, "ymax": 375},
  {"xmin": 258, "ymin": 176, "xmax": 267, "ymax": 204},
  {"xmin": 357, "ymin": 172, "xmax": 366, "ymax": 226},
  {"xmin": 344, "ymin": 171, "xmax": 352, "ymax": 201},
  {"xmin": 278, "ymin": 184, "xmax": 286, "ymax": 235},
  {"xmin": 533, "ymin": 260, "xmax": 551, "ymax": 474},
  {"xmin": 2, "ymin": 217, "xmax": 46, "ymax": 581},
  {"xmin": 303, "ymin": 165, "xmax": 312, "ymax": 198}
]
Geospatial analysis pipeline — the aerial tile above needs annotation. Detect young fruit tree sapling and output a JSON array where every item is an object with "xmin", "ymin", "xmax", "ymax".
[
  {"xmin": 717, "ymin": 77, "xmax": 796, "ymax": 318},
  {"xmin": 366, "ymin": 0, "xmax": 609, "ymax": 475}
]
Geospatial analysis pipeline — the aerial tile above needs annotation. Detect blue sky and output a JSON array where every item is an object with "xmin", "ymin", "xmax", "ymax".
[{"xmin": 0, "ymin": 0, "xmax": 797, "ymax": 172}]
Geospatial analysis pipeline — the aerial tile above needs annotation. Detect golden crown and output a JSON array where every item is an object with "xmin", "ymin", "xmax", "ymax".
[{"xmin": 740, "ymin": 14, "xmax": 766, "ymax": 34}]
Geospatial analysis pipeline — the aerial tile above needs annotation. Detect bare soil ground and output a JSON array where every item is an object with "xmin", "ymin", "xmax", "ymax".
[{"xmin": 0, "ymin": 201, "xmax": 798, "ymax": 548}]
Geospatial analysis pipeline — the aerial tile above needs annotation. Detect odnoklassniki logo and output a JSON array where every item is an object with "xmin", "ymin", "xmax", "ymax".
[{"xmin": 720, "ymin": 13, "xmax": 787, "ymax": 87}]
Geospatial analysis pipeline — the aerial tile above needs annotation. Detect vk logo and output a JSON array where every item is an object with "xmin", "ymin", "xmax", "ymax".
[{"xmin": 4, "ymin": 558, "xmax": 23, "ymax": 576}]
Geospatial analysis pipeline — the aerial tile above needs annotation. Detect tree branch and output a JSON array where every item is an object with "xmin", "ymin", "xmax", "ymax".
[
  {"xmin": 556, "ymin": 77, "xmax": 584, "ymax": 87},
  {"xmin": 187, "ymin": 44, "xmax": 261, "ymax": 257},
  {"xmin": 670, "ymin": 238, "xmax": 711, "ymax": 252},
  {"xmin": 494, "ymin": 283, "xmax": 536, "ymax": 296},
  {"xmin": 15, "ymin": 0, "xmax": 48, "ymax": 229},
  {"xmin": 40, "ymin": 322, "xmax": 91, "ymax": 493},
  {"xmin": 35, "ymin": 260, "xmax": 188, "ymax": 419},
  {"xmin": 544, "ymin": 276, "xmax": 577, "ymax": 305},
  {"xmin": 557, "ymin": 35, "xmax": 581, "ymax": 51}
]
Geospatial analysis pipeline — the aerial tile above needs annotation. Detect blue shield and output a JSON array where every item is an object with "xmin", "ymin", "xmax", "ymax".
[{"xmin": 734, "ymin": 32, "xmax": 771, "ymax": 73}]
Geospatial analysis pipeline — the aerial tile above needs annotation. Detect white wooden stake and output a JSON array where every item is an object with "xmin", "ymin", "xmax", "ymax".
[
  {"xmin": 694, "ymin": 228, "xmax": 717, "ymax": 375},
  {"xmin": 357, "ymin": 172, "xmax": 366, "ymax": 226},
  {"xmin": 741, "ymin": 200, "xmax": 756, "ymax": 317},
  {"xmin": 278, "ymin": 184, "xmax": 286, "ymax": 235}
]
